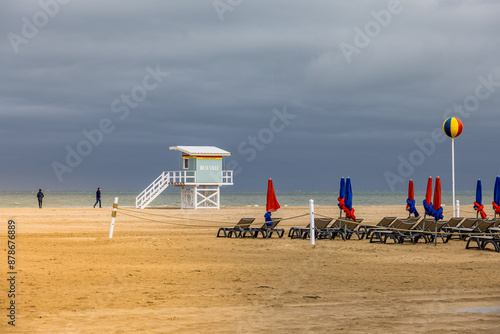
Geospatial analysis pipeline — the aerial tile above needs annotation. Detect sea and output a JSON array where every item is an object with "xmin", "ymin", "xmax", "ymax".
[{"xmin": 0, "ymin": 190, "xmax": 490, "ymax": 209}]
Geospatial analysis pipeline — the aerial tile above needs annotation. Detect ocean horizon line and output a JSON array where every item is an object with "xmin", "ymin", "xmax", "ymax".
[{"xmin": 0, "ymin": 190, "xmax": 489, "ymax": 209}]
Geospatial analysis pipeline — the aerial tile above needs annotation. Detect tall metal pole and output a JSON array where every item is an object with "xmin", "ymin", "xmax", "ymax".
[
  {"xmin": 309, "ymin": 199, "xmax": 315, "ymax": 246},
  {"xmin": 452, "ymin": 138, "xmax": 456, "ymax": 218}
]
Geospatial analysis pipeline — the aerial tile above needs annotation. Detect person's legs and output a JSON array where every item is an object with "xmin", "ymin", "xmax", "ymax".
[
  {"xmin": 98, "ymin": 199, "xmax": 102, "ymax": 208},
  {"xmin": 38, "ymin": 199, "xmax": 42, "ymax": 208},
  {"xmin": 94, "ymin": 200, "xmax": 98, "ymax": 208}
]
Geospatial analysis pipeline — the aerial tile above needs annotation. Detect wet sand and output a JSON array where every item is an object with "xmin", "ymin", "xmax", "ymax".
[{"xmin": 1, "ymin": 205, "xmax": 500, "ymax": 333}]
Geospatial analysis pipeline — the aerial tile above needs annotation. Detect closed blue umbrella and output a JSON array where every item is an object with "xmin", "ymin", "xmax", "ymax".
[
  {"xmin": 338, "ymin": 178, "xmax": 346, "ymax": 216},
  {"xmin": 493, "ymin": 176, "xmax": 500, "ymax": 217},
  {"xmin": 343, "ymin": 177, "xmax": 356, "ymax": 221},
  {"xmin": 345, "ymin": 178, "xmax": 352, "ymax": 210},
  {"xmin": 474, "ymin": 179, "xmax": 487, "ymax": 219}
]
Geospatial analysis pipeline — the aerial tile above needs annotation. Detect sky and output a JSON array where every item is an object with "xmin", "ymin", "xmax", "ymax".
[{"xmin": 1, "ymin": 0, "xmax": 499, "ymax": 192}]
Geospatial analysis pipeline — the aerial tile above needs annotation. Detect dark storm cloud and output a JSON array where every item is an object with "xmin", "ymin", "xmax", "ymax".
[{"xmin": 1, "ymin": 0, "xmax": 499, "ymax": 192}]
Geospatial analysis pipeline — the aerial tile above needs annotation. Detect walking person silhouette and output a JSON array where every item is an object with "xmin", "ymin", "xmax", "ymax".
[
  {"xmin": 37, "ymin": 189, "xmax": 44, "ymax": 208},
  {"xmin": 93, "ymin": 188, "xmax": 102, "ymax": 208}
]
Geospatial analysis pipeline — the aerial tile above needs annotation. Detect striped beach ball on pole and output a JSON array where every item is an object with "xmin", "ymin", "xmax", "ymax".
[
  {"xmin": 442, "ymin": 117, "xmax": 463, "ymax": 218},
  {"xmin": 443, "ymin": 117, "xmax": 463, "ymax": 138}
]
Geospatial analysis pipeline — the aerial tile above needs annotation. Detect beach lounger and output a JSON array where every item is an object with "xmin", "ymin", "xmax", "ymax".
[
  {"xmin": 443, "ymin": 218, "xmax": 480, "ymax": 241},
  {"xmin": 397, "ymin": 220, "xmax": 428, "ymax": 243},
  {"xmin": 404, "ymin": 218, "xmax": 433, "ymax": 243},
  {"xmin": 369, "ymin": 219, "xmax": 404, "ymax": 243},
  {"xmin": 490, "ymin": 218, "xmax": 500, "ymax": 227},
  {"xmin": 302, "ymin": 218, "xmax": 334, "ymax": 239},
  {"xmin": 363, "ymin": 216, "xmax": 418, "ymax": 238},
  {"xmin": 247, "ymin": 218, "xmax": 284, "ymax": 238},
  {"xmin": 441, "ymin": 217, "xmax": 464, "ymax": 230},
  {"xmin": 406, "ymin": 216, "xmax": 422, "ymax": 224},
  {"xmin": 288, "ymin": 218, "xmax": 333, "ymax": 239},
  {"xmin": 330, "ymin": 218, "xmax": 365, "ymax": 240},
  {"xmin": 423, "ymin": 217, "xmax": 463, "ymax": 243},
  {"xmin": 424, "ymin": 220, "xmax": 450, "ymax": 243},
  {"xmin": 216, "ymin": 218, "xmax": 255, "ymax": 238},
  {"xmin": 408, "ymin": 218, "xmax": 427, "ymax": 232},
  {"xmin": 369, "ymin": 219, "xmax": 424, "ymax": 244},
  {"xmin": 487, "ymin": 228, "xmax": 500, "ymax": 236},
  {"xmin": 461, "ymin": 221, "xmax": 497, "ymax": 250},
  {"xmin": 314, "ymin": 218, "xmax": 343, "ymax": 240},
  {"xmin": 472, "ymin": 220, "xmax": 496, "ymax": 233},
  {"xmin": 465, "ymin": 220, "xmax": 500, "ymax": 251},
  {"xmin": 413, "ymin": 218, "xmax": 444, "ymax": 243},
  {"xmin": 315, "ymin": 218, "xmax": 342, "ymax": 240},
  {"xmin": 359, "ymin": 217, "xmax": 397, "ymax": 238},
  {"xmin": 465, "ymin": 236, "xmax": 500, "ymax": 252},
  {"xmin": 442, "ymin": 218, "xmax": 478, "ymax": 241}
]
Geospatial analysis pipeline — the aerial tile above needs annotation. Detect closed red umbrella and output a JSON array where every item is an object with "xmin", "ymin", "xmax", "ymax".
[
  {"xmin": 423, "ymin": 177, "xmax": 433, "ymax": 216},
  {"xmin": 432, "ymin": 177, "xmax": 443, "ymax": 220},
  {"xmin": 407, "ymin": 179, "xmax": 414, "ymax": 210},
  {"xmin": 406, "ymin": 179, "xmax": 419, "ymax": 217},
  {"xmin": 266, "ymin": 179, "xmax": 280, "ymax": 212}
]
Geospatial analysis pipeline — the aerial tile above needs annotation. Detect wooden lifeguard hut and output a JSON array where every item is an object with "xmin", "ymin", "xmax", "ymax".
[{"xmin": 135, "ymin": 146, "xmax": 233, "ymax": 209}]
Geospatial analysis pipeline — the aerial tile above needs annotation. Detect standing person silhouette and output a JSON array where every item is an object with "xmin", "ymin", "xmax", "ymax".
[
  {"xmin": 93, "ymin": 188, "xmax": 102, "ymax": 208},
  {"xmin": 37, "ymin": 189, "xmax": 44, "ymax": 208}
]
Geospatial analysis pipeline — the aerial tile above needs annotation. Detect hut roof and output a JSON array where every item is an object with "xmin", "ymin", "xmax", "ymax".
[{"xmin": 169, "ymin": 146, "xmax": 231, "ymax": 156}]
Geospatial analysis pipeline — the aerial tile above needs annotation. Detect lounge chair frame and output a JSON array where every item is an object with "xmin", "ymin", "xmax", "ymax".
[
  {"xmin": 466, "ymin": 236, "xmax": 500, "ymax": 252},
  {"xmin": 327, "ymin": 218, "xmax": 365, "ymax": 240},
  {"xmin": 359, "ymin": 217, "xmax": 397, "ymax": 238},
  {"xmin": 442, "ymin": 218, "xmax": 478, "ymax": 241},
  {"xmin": 369, "ymin": 220, "xmax": 425, "ymax": 244},
  {"xmin": 216, "ymin": 218, "xmax": 256, "ymax": 238},
  {"xmin": 289, "ymin": 218, "xmax": 333, "ymax": 239},
  {"xmin": 247, "ymin": 218, "xmax": 284, "ymax": 238}
]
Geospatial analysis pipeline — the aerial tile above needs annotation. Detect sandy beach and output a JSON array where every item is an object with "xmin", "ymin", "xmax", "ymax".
[{"xmin": 2, "ymin": 204, "xmax": 500, "ymax": 333}]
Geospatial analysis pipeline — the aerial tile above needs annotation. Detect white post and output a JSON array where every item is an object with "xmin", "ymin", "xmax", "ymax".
[
  {"xmin": 194, "ymin": 186, "xmax": 198, "ymax": 209},
  {"xmin": 452, "ymin": 138, "xmax": 456, "ymax": 218},
  {"xmin": 456, "ymin": 200, "xmax": 460, "ymax": 217},
  {"xmin": 109, "ymin": 197, "xmax": 118, "ymax": 238},
  {"xmin": 181, "ymin": 186, "xmax": 185, "ymax": 209},
  {"xmin": 309, "ymin": 199, "xmax": 315, "ymax": 246},
  {"xmin": 217, "ymin": 186, "xmax": 220, "ymax": 209}
]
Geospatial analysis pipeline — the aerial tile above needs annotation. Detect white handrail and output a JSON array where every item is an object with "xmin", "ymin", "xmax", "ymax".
[
  {"xmin": 169, "ymin": 170, "xmax": 196, "ymax": 183},
  {"xmin": 136, "ymin": 172, "xmax": 169, "ymax": 208}
]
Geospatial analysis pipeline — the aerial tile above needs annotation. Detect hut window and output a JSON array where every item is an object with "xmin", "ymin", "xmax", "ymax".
[{"xmin": 183, "ymin": 158, "xmax": 189, "ymax": 169}]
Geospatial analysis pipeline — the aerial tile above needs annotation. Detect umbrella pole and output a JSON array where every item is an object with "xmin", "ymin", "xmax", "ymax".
[
  {"xmin": 434, "ymin": 220, "xmax": 437, "ymax": 247},
  {"xmin": 452, "ymin": 138, "xmax": 456, "ymax": 218},
  {"xmin": 309, "ymin": 199, "xmax": 315, "ymax": 246}
]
